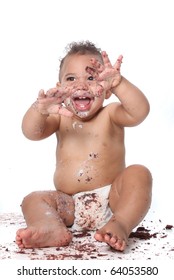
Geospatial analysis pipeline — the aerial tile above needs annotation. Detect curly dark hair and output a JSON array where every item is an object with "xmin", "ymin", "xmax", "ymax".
[{"xmin": 59, "ymin": 41, "xmax": 102, "ymax": 80}]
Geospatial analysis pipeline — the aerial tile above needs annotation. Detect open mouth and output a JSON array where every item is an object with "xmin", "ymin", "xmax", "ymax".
[{"xmin": 72, "ymin": 94, "xmax": 94, "ymax": 111}]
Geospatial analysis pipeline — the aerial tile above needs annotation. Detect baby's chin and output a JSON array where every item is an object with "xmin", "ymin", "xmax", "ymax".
[
  {"xmin": 64, "ymin": 99, "xmax": 89, "ymax": 119},
  {"xmin": 74, "ymin": 110, "xmax": 90, "ymax": 119},
  {"xmin": 68, "ymin": 107, "xmax": 90, "ymax": 119}
]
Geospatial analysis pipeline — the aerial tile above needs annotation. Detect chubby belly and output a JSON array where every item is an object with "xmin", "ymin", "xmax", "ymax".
[{"xmin": 53, "ymin": 155, "xmax": 124, "ymax": 194}]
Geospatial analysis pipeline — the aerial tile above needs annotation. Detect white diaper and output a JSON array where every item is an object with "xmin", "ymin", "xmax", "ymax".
[{"xmin": 72, "ymin": 185, "xmax": 112, "ymax": 231}]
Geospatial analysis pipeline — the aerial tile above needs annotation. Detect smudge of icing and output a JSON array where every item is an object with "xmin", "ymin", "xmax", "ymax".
[
  {"xmin": 76, "ymin": 152, "xmax": 99, "ymax": 183},
  {"xmin": 45, "ymin": 211, "xmax": 52, "ymax": 216},
  {"xmin": 77, "ymin": 111, "xmax": 89, "ymax": 118},
  {"xmin": 78, "ymin": 169, "xmax": 84, "ymax": 177},
  {"xmin": 72, "ymin": 122, "xmax": 83, "ymax": 130}
]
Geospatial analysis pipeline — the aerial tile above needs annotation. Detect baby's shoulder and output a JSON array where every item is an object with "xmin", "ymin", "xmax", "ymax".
[
  {"xmin": 103, "ymin": 102, "xmax": 124, "ymax": 127},
  {"xmin": 103, "ymin": 102, "xmax": 120, "ymax": 115},
  {"xmin": 106, "ymin": 102, "xmax": 120, "ymax": 109},
  {"xmin": 96, "ymin": 102, "xmax": 120, "ymax": 123}
]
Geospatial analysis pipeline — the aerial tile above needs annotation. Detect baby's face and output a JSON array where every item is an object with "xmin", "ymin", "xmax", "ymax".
[{"xmin": 60, "ymin": 54, "xmax": 107, "ymax": 120}]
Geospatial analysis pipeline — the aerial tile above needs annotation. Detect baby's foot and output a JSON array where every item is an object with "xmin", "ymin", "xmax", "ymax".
[
  {"xmin": 16, "ymin": 224, "xmax": 72, "ymax": 249},
  {"xmin": 94, "ymin": 217, "xmax": 128, "ymax": 251}
]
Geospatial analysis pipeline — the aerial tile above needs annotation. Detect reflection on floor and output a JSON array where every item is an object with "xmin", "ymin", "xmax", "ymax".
[{"xmin": 0, "ymin": 210, "xmax": 173, "ymax": 260}]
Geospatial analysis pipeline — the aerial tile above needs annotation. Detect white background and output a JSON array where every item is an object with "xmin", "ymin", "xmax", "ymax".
[{"xmin": 0, "ymin": 0, "xmax": 173, "ymax": 224}]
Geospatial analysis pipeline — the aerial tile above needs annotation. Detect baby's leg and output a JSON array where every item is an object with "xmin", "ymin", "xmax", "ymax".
[
  {"xmin": 94, "ymin": 164, "xmax": 152, "ymax": 251},
  {"xmin": 16, "ymin": 190, "xmax": 75, "ymax": 248}
]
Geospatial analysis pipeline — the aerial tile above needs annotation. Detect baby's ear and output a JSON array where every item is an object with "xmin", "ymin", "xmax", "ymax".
[
  {"xmin": 56, "ymin": 82, "xmax": 61, "ymax": 87},
  {"xmin": 105, "ymin": 90, "xmax": 112, "ymax": 99}
]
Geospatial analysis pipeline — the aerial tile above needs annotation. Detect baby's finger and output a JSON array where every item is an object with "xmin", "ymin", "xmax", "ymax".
[
  {"xmin": 114, "ymin": 55, "xmax": 123, "ymax": 71},
  {"xmin": 62, "ymin": 85, "xmax": 77, "ymax": 97},
  {"xmin": 46, "ymin": 88, "xmax": 59, "ymax": 98},
  {"xmin": 58, "ymin": 106, "xmax": 73, "ymax": 117},
  {"xmin": 85, "ymin": 66, "xmax": 98, "ymax": 79},
  {"xmin": 90, "ymin": 58, "xmax": 104, "ymax": 73},
  {"xmin": 38, "ymin": 89, "xmax": 46, "ymax": 99},
  {"xmin": 101, "ymin": 51, "xmax": 112, "ymax": 66}
]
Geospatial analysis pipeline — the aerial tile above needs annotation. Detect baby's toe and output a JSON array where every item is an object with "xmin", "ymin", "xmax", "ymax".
[
  {"xmin": 94, "ymin": 232, "xmax": 104, "ymax": 242},
  {"xmin": 113, "ymin": 239, "xmax": 126, "ymax": 251}
]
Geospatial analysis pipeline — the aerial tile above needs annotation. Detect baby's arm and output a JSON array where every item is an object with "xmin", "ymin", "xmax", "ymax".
[
  {"xmin": 111, "ymin": 76, "xmax": 150, "ymax": 126},
  {"xmin": 22, "ymin": 87, "xmax": 73, "ymax": 140}
]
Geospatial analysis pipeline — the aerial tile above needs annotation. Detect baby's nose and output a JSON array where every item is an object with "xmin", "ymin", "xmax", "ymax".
[{"xmin": 76, "ymin": 81, "xmax": 88, "ymax": 90}]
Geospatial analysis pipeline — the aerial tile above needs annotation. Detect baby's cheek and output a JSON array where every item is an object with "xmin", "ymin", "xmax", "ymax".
[
  {"xmin": 95, "ymin": 84, "xmax": 104, "ymax": 97},
  {"xmin": 88, "ymin": 83, "xmax": 104, "ymax": 97}
]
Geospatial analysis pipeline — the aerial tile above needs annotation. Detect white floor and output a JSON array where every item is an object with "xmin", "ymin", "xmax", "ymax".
[{"xmin": 0, "ymin": 209, "xmax": 173, "ymax": 260}]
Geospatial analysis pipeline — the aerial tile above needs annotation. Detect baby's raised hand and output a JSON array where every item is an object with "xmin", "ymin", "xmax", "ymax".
[
  {"xmin": 35, "ymin": 86, "xmax": 73, "ymax": 117},
  {"xmin": 87, "ymin": 52, "xmax": 123, "ymax": 93}
]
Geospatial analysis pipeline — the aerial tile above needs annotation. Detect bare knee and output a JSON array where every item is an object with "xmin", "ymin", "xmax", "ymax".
[
  {"xmin": 20, "ymin": 191, "xmax": 54, "ymax": 214},
  {"xmin": 119, "ymin": 164, "xmax": 152, "ymax": 204},
  {"xmin": 21, "ymin": 191, "xmax": 51, "ymax": 206},
  {"xmin": 21, "ymin": 190, "xmax": 75, "ymax": 226},
  {"xmin": 110, "ymin": 164, "xmax": 152, "ymax": 212},
  {"xmin": 110, "ymin": 164, "xmax": 152, "ymax": 200},
  {"xmin": 127, "ymin": 164, "xmax": 152, "ymax": 175},
  {"xmin": 126, "ymin": 164, "xmax": 152, "ymax": 189}
]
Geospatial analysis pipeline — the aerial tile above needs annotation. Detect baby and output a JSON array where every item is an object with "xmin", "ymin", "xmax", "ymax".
[{"xmin": 16, "ymin": 41, "xmax": 152, "ymax": 251}]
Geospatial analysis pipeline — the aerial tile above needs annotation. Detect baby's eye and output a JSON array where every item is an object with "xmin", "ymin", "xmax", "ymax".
[
  {"xmin": 66, "ymin": 76, "xmax": 75, "ymax": 81},
  {"xmin": 88, "ymin": 76, "xmax": 95, "ymax": 81}
]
